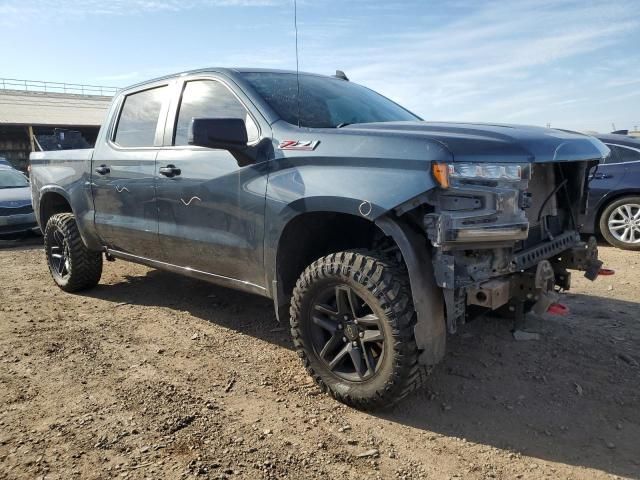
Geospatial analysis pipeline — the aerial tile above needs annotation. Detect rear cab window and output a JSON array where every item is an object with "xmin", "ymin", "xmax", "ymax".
[{"xmin": 114, "ymin": 86, "xmax": 169, "ymax": 148}]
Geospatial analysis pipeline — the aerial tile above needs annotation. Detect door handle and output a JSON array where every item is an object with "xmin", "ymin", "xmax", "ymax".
[
  {"xmin": 95, "ymin": 165, "xmax": 110, "ymax": 175},
  {"xmin": 592, "ymin": 173, "xmax": 612, "ymax": 179},
  {"xmin": 159, "ymin": 164, "xmax": 181, "ymax": 178}
]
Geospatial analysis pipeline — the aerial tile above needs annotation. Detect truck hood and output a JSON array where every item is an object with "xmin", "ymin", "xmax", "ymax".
[{"xmin": 343, "ymin": 121, "xmax": 608, "ymax": 163}]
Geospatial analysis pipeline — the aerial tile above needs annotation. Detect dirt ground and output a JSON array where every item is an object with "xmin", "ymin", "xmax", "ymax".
[{"xmin": 0, "ymin": 238, "xmax": 638, "ymax": 480}]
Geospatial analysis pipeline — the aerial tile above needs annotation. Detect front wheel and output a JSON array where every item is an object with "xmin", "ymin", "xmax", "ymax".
[
  {"xmin": 599, "ymin": 196, "xmax": 640, "ymax": 250},
  {"xmin": 289, "ymin": 250, "xmax": 426, "ymax": 410},
  {"xmin": 44, "ymin": 213, "xmax": 103, "ymax": 292}
]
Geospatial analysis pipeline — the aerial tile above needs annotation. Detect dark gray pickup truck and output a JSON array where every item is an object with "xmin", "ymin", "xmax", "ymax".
[{"xmin": 30, "ymin": 68, "xmax": 608, "ymax": 409}]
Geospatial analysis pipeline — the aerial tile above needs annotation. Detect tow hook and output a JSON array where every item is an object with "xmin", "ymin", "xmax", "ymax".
[
  {"xmin": 598, "ymin": 268, "xmax": 615, "ymax": 276},
  {"xmin": 582, "ymin": 236, "xmax": 603, "ymax": 281},
  {"xmin": 547, "ymin": 303, "xmax": 569, "ymax": 316}
]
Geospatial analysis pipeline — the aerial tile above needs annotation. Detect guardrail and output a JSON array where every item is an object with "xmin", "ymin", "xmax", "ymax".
[{"xmin": 0, "ymin": 78, "xmax": 118, "ymax": 96}]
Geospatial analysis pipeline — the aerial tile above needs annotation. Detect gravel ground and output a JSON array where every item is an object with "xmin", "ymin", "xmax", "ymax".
[{"xmin": 0, "ymin": 238, "xmax": 639, "ymax": 479}]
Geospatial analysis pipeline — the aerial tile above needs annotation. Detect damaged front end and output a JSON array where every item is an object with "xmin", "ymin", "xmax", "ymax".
[{"xmin": 417, "ymin": 160, "xmax": 602, "ymax": 332}]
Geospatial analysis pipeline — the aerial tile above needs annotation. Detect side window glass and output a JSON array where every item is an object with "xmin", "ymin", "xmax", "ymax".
[
  {"xmin": 174, "ymin": 80, "xmax": 258, "ymax": 146},
  {"xmin": 607, "ymin": 144, "xmax": 640, "ymax": 164},
  {"xmin": 604, "ymin": 144, "xmax": 620, "ymax": 164},
  {"xmin": 618, "ymin": 146, "xmax": 640, "ymax": 163},
  {"xmin": 114, "ymin": 86, "xmax": 168, "ymax": 147}
]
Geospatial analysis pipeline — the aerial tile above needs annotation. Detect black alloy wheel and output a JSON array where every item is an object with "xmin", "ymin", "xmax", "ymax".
[
  {"xmin": 309, "ymin": 284, "xmax": 385, "ymax": 382},
  {"xmin": 48, "ymin": 224, "xmax": 71, "ymax": 281}
]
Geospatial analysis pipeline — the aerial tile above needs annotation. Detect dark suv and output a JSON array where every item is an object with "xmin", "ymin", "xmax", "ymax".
[{"xmin": 582, "ymin": 134, "xmax": 640, "ymax": 250}]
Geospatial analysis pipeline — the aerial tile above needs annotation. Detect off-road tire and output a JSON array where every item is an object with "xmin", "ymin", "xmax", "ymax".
[
  {"xmin": 599, "ymin": 196, "xmax": 640, "ymax": 250},
  {"xmin": 290, "ymin": 250, "xmax": 427, "ymax": 410},
  {"xmin": 44, "ymin": 213, "xmax": 102, "ymax": 292}
]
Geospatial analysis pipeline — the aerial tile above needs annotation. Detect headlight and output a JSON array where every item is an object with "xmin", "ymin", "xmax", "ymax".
[{"xmin": 432, "ymin": 162, "xmax": 531, "ymax": 188}]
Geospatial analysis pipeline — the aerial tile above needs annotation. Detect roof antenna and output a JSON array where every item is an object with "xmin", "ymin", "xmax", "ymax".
[
  {"xmin": 334, "ymin": 70, "xmax": 349, "ymax": 81},
  {"xmin": 293, "ymin": 0, "xmax": 301, "ymax": 128}
]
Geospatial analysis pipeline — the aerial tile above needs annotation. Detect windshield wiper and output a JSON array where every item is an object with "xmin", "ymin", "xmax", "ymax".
[{"xmin": 336, "ymin": 123, "xmax": 352, "ymax": 128}]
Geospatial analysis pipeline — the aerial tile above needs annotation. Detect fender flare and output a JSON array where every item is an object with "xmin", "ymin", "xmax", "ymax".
[
  {"xmin": 37, "ymin": 185, "xmax": 103, "ymax": 252},
  {"xmin": 37, "ymin": 185, "xmax": 72, "ymax": 225},
  {"xmin": 375, "ymin": 215, "xmax": 446, "ymax": 366}
]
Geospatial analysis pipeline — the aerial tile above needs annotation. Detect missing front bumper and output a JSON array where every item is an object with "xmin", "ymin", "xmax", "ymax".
[{"xmin": 437, "ymin": 234, "xmax": 602, "ymax": 333}]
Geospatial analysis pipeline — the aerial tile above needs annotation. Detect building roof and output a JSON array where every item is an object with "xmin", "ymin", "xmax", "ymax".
[{"xmin": 0, "ymin": 89, "xmax": 112, "ymax": 127}]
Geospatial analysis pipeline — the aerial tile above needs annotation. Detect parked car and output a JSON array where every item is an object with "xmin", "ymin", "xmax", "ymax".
[
  {"xmin": 581, "ymin": 134, "xmax": 640, "ymax": 250},
  {"xmin": 0, "ymin": 165, "xmax": 38, "ymax": 236},
  {"xmin": 30, "ymin": 68, "xmax": 607, "ymax": 409}
]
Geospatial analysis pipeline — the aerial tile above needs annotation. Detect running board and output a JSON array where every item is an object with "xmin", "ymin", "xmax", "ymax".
[{"xmin": 105, "ymin": 249, "xmax": 268, "ymax": 297}]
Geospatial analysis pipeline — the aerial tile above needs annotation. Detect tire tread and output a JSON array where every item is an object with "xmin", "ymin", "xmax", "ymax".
[
  {"xmin": 44, "ymin": 213, "xmax": 102, "ymax": 292},
  {"xmin": 289, "ymin": 249, "xmax": 429, "ymax": 410}
]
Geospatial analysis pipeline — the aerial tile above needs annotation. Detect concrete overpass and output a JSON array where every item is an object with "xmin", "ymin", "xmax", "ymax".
[{"xmin": 0, "ymin": 79, "xmax": 117, "ymax": 171}]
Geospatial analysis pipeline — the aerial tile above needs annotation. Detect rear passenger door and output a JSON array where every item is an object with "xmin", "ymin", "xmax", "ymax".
[
  {"xmin": 588, "ymin": 143, "xmax": 634, "ymax": 208},
  {"xmin": 92, "ymin": 82, "xmax": 171, "ymax": 258},
  {"xmin": 607, "ymin": 143, "xmax": 640, "ymax": 188},
  {"xmin": 154, "ymin": 75, "xmax": 269, "ymax": 290}
]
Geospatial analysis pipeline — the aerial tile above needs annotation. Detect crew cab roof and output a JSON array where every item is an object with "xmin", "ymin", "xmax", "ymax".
[{"xmin": 122, "ymin": 67, "xmax": 330, "ymax": 91}]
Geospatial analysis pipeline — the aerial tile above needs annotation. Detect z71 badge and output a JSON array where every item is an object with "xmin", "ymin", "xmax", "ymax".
[{"xmin": 278, "ymin": 140, "xmax": 320, "ymax": 151}]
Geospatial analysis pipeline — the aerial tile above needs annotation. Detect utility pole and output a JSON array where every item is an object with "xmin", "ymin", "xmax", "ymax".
[{"xmin": 27, "ymin": 126, "xmax": 35, "ymax": 153}]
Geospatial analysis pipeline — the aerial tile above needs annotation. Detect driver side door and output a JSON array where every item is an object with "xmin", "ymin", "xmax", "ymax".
[{"xmin": 155, "ymin": 75, "xmax": 269, "ymax": 291}]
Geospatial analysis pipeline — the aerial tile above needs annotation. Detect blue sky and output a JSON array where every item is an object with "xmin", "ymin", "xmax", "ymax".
[{"xmin": 1, "ymin": 0, "xmax": 638, "ymax": 132}]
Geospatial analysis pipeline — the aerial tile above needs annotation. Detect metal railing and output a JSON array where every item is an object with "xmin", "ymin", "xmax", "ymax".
[{"xmin": 0, "ymin": 78, "xmax": 118, "ymax": 96}]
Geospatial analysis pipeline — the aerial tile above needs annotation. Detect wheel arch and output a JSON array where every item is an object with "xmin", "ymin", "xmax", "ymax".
[
  {"xmin": 375, "ymin": 214, "xmax": 446, "ymax": 366},
  {"xmin": 37, "ymin": 186, "xmax": 103, "ymax": 251},
  {"xmin": 272, "ymin": 209, "xmax": 446, "ymax": 367},
  {"xmin": 38, "ymin": 188, "xmax": 73, "ymax": 229},
  {"xmin": 273, "ymin": 211, "xmax": 379, "ymax": 320}
]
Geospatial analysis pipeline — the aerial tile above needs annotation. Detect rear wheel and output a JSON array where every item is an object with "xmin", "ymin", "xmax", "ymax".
[
  {"xmin": 599, "ymin": 196, "xmax": 640, "ymax": 250},
  {"xmin": 44, "ymin": 213, "xmax": 103, "ymax": 292},
  {"xmin": 290, "ymin": 250, "xmax": 426, "ymax": 410}
]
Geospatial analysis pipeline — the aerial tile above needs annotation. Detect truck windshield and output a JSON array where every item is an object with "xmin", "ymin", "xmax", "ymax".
[
  {"xmin": 241, "ymin": 72, "xmax": 420, "ymax": 128},
  {"xmin": 0, "ymin": 169, "xmax": 29, "ymax": 189}
]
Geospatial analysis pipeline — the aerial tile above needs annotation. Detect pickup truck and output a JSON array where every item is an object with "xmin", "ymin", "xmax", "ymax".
[{"xmin": 30, "ymin": 68, "xmax": 608, "ymax": 409}]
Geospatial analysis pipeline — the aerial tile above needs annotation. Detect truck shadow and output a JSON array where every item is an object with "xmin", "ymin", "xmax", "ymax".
[
  {"xmin": 0, "ymin": 234, "xmax": 43, "ymax": 250},
  {"xmin": 383, "ymin": 292, "xmax": 640, "ymax": 478},
  {"xmin": 86, "ymin": 268, "xmax": 291, "ymax": 350},
  {"xmin": 85, "ymin": 269, "xmax": 639, "ymax": 478}
]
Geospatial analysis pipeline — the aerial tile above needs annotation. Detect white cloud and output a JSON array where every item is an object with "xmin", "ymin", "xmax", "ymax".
[
  {"xmin": 1, "ymin": 0, "xmax": 636, "ymax": 131},
  {"xmin": 294, "ymin": 0, "xmax": 638, "ymax": 131}
]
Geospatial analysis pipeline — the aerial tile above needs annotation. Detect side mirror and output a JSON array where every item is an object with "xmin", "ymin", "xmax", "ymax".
[{"xmin": 188, "ymin": 118, "xmax": 248, "ymax": 151}]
